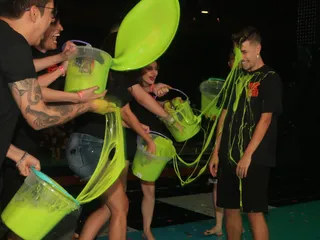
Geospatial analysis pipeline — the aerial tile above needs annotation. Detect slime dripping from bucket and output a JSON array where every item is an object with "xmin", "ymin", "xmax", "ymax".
[
  {"xmin": 160, "ymin": 88, "xmax": 201, "ymax": 142},
  {"xmin": 170, "ymin": 47, "xmax": 275, "ymax": 210},
  {"xmin": 1, "ymin": 2, "xmax": 181, "ymax": 238},
  {"xmin": 76, "ymin": 108, "xmax": 125, "ymax": 204},
  {"xmin": 64, "ymin": 0, "xmax": 181, "ymax": 92},
  {"xmin": 63, "ymin": 0, "xmax": 181, "ymax": 202},
  {"xmin": 170, "ymin": 48, "xmax": 247, "ymax": 186},
  {"xmin": 1, "ymin": 110, "xmax": 125, "ymax": 239}
]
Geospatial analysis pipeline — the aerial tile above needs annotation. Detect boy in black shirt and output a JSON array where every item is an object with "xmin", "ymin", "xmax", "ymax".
[
  {"xmin": 0, "ymin": 0, "xmax": 113, "ymax": 186},
  {"xmin": 209, "ymin": 27, "xmax": 282, "ymax": 240}
]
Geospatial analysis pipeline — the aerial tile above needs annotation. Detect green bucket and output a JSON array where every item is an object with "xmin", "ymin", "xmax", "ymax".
[
  {"xmin": 162, "ymin": 89, "xmax": 201, "ymax": 142},
  {"xmin": 64, "ymin": 40, "xmax": 112, "ymax": 94},
  {"xmin": 1, "ymin": 168, "xmax": 80, "ymax": 240},
  {"xmin": 132, "ymin": 131, "xmax": 176, "ymax": 182},
  {"xmin": 200, "ymin": 78, "xmax": 225, "ymax": 120}
]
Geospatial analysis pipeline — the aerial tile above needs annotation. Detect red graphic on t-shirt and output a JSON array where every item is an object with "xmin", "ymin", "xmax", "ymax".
[
  {"xmin": 248, "ymin": 82, "xmax": 260, "ymax": 97},
  {"xmin": 47, "ymin": 64, "xmax": 59, "ymax": 73}
]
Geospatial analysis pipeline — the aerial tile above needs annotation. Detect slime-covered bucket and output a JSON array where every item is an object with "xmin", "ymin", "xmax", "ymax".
[
  {"xmin": 1, "ymin": 168, "xmax": 80, "ymax": 240},
  {"xmin": 112, "ymin": 0, "xmax": 180, "ymax": 71},
  {"xmin": 200, "ymin": 78, "xmax": 225, "ymax": 120},
  {"xmin": 132, "ymin": 131, "xmax": 176, "ymax": 182},
  {"xmin": 64, "ymin": 41, "xmax": 112, "ymax": 94},
  {"xmin": 163, "ymin": 89, "xmax": 201, "ymax": 142}
]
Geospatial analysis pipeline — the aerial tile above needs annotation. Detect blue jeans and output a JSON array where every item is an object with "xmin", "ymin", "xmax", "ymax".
[{"xmin": 66, "ymin": 133, "xmax": 103, "ymax": 180}]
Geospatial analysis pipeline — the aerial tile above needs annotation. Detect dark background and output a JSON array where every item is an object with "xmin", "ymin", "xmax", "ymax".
[{"xmin": 53, "ymin": 0, "xmax": 318, "ymax": 168}]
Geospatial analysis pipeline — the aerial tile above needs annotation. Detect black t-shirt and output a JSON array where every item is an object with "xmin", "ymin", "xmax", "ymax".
[
  {"xmin": 32, "ymin": 48, "xmax": 65, "ymax": 91},
  {"xmin": 74, "ymin": 32, "xmax": 140, "ymax": 139},
  {"xmin": 129, "ymin": 95, "xmax": 164, "ymax": 133},
  {"xmin": 0, "ymin": 20, "xmax": 37, "ymax": 167},
  {"xmin": 10, "ymin": 48, "xmax": 65, "ymax": 156},
  {"xmin": 219, "ymin": 65, "xmax": 282, "ymax": 167}
]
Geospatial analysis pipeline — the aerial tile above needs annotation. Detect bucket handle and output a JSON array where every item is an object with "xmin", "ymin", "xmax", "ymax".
[
  {"xmin": 62, "ymin": 40, "xmax": 92, "ymax": 50},
  {"xmin": 155, "ymin": 88, "xmax": 189, "ymax": 100},
  {"xmin": 149, "ymin": 131, "xmax": 169, "ymax": 140}
]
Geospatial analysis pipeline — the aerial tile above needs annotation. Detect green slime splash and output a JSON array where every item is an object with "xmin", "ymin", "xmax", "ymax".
[
  {"xmin": 76, "ymin": 108, "xmax": 126, "ymax": 204},
  {"xmin": 172, "ymin": 47, "xmax": 275, "ymax": 209}
]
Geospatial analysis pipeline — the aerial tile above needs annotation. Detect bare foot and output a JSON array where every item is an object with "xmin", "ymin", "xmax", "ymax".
[
  {"xmin": 142, "ymin": 230, "xmax": 156, "ymax": 240},
  {"xmin": 203, "ymin": 226, "xmax": 223, "ymax": 236}
]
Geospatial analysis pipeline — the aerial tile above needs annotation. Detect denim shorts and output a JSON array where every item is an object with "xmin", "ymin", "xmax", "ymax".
[{"xmin": 66, "ymin": 133, "xmax": 103, "ymax": 180}]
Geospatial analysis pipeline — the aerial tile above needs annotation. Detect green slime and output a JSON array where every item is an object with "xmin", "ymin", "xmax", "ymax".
[
  {"xmin": 64, "ymin": 57, "xmax": 112, "ymax": 94},
  {"xmin": 172, "ymin": 47, "xmax": 276, "ymax": 209},
  {"xmin": 76, "ymin": 108, "xmax": 126, "ymax": 204},
  {"xmin": 132, "ymin": 136, "xmax": 176, "ymax": 182},
  {"xmin": 1, "ymin": 181, "xmax": 79, "ymax": 240},
  {"xmin": 163, "ymin": 97, "xmax": 201, "ymax": 142}
]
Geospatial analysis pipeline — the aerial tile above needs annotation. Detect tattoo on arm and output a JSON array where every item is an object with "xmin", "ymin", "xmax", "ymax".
[
  {"xmin": 47, "ymin": 103, "xmax": 74, "ymax": 116},
  {"xmin": 9, "ymin": 78, "xmax": 90, "ymax": 129},
  {"xmin": 9, "ymin": 78, "xmax": 41, "ymax": 106},
  {"xmin": 25, "ymin": 106, "xmax": 60, "ymax": 129}
]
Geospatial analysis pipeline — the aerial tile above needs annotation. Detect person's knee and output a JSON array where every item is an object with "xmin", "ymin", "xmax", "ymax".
[
  {"xmin": 247, "ymin": 212, "xmax": 265, "ymax": 222},
  {"xmin": 107, "ymin": 181, "xmax": 129, "ymax": 217},
  {"xmin": 225, "ymin": 208, "xmax": 241, "ymax": 218},
  {"xmin": 141, "ymin": 181, "xmax": 155, "ymax": 199}
]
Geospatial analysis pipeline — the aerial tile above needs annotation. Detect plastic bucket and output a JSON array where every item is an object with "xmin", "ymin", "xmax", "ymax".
[
  {"xmin": 1, "ymin": 168, "xmax": 80, "ymax": 240},
  {"xmin": 162, "ymin": 89, "xmax": 201, "ymax": 142},
  {"xmin": 112, "ymin": 0, "xmax": 180, "ymax": 71},
  {"xmin": 64, "ymin": 40, "xmax": 112, "ymax": 94},
  {"xmin": 132, "ymin": 131, "xmax": 176, "ymax": 182},
  {"xmin": 200, "ymin": 78, "xmax": 225, "ymax": 120}
]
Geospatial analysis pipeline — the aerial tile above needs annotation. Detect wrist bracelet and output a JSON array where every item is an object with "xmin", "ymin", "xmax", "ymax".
[
  {"xmin": 162, "ymin": 115, "xmax": 175, "ymax": 125},
  {"xmin": 58, "ymin": 65, "xmax": 65, "ymax": 75},
  {"xmin": 77, "ymin": 91, "xmax": 83, "ymax": 100},
  {"xmin": 16, "ymin": 152, "xmax": 29, "ymax": 168}
]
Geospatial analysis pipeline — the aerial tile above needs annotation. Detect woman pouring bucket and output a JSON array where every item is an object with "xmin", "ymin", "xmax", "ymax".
[
  {"xmin": 65, "ymin": 1, "xmax": 183, "ymax": 240},
  {"xmin": 122, "ymin": 60, "xmax": 176, "ymax": 240}
]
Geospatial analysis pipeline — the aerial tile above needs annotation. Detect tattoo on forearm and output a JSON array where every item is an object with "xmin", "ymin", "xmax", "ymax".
[
  {"xmin": 76, "ymin": 103, "xmax": 89, "ymax": 116},
  {"xmin": 10, "ymin": 79, "xmax": 90, "ymax": 128},
  {"xmin": 26, "ymin": 106, "xmax": 60, "ymax": 129},
  {"xmin": 9, "ymin": 78, "xmax": 42, "ymax": 105},
  {"xmin": 47, "ymin": 103, "xmax": 74, "ymax": 116}
]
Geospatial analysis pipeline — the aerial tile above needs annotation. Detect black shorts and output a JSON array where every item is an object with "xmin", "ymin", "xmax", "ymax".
[{"xmin": 216, "ymin": 161, "xmax": 270, "ymax": 213}]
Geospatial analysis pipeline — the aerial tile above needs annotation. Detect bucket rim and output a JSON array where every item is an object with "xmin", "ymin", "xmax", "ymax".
[
  {"xmin": 136, "ymin": 132, "xmax": 176, "ymax": 160},
  {"xmin": 199, "ymin": 79, "xmax": 225, "ymax": 94},
  {"xmin": 208, "ymin": 77, "xmax": 225, "ymax": 82},
  {"xmin": 31, "ymin": 168, "xmax": 80, "ymax": 206},
  {"xmin": 68, "ymin": 45, "xmax": 113, "ymax": 62}
]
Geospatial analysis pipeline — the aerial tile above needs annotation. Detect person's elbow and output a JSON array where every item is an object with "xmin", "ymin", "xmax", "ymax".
[
  {"xmin": 25, "ymin": 118, "xmax": 43, "ymax": 130},
  {"xmin": 22, "ymin": 106, "xmax": 50, "ymax": 131},
  {"xmin": 40, "ymin": 88, "xmax": 50, "ymax": 102},
  {"xmin": 260, "ymin": 112, "xmax": 272, "ymax": 125}
]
